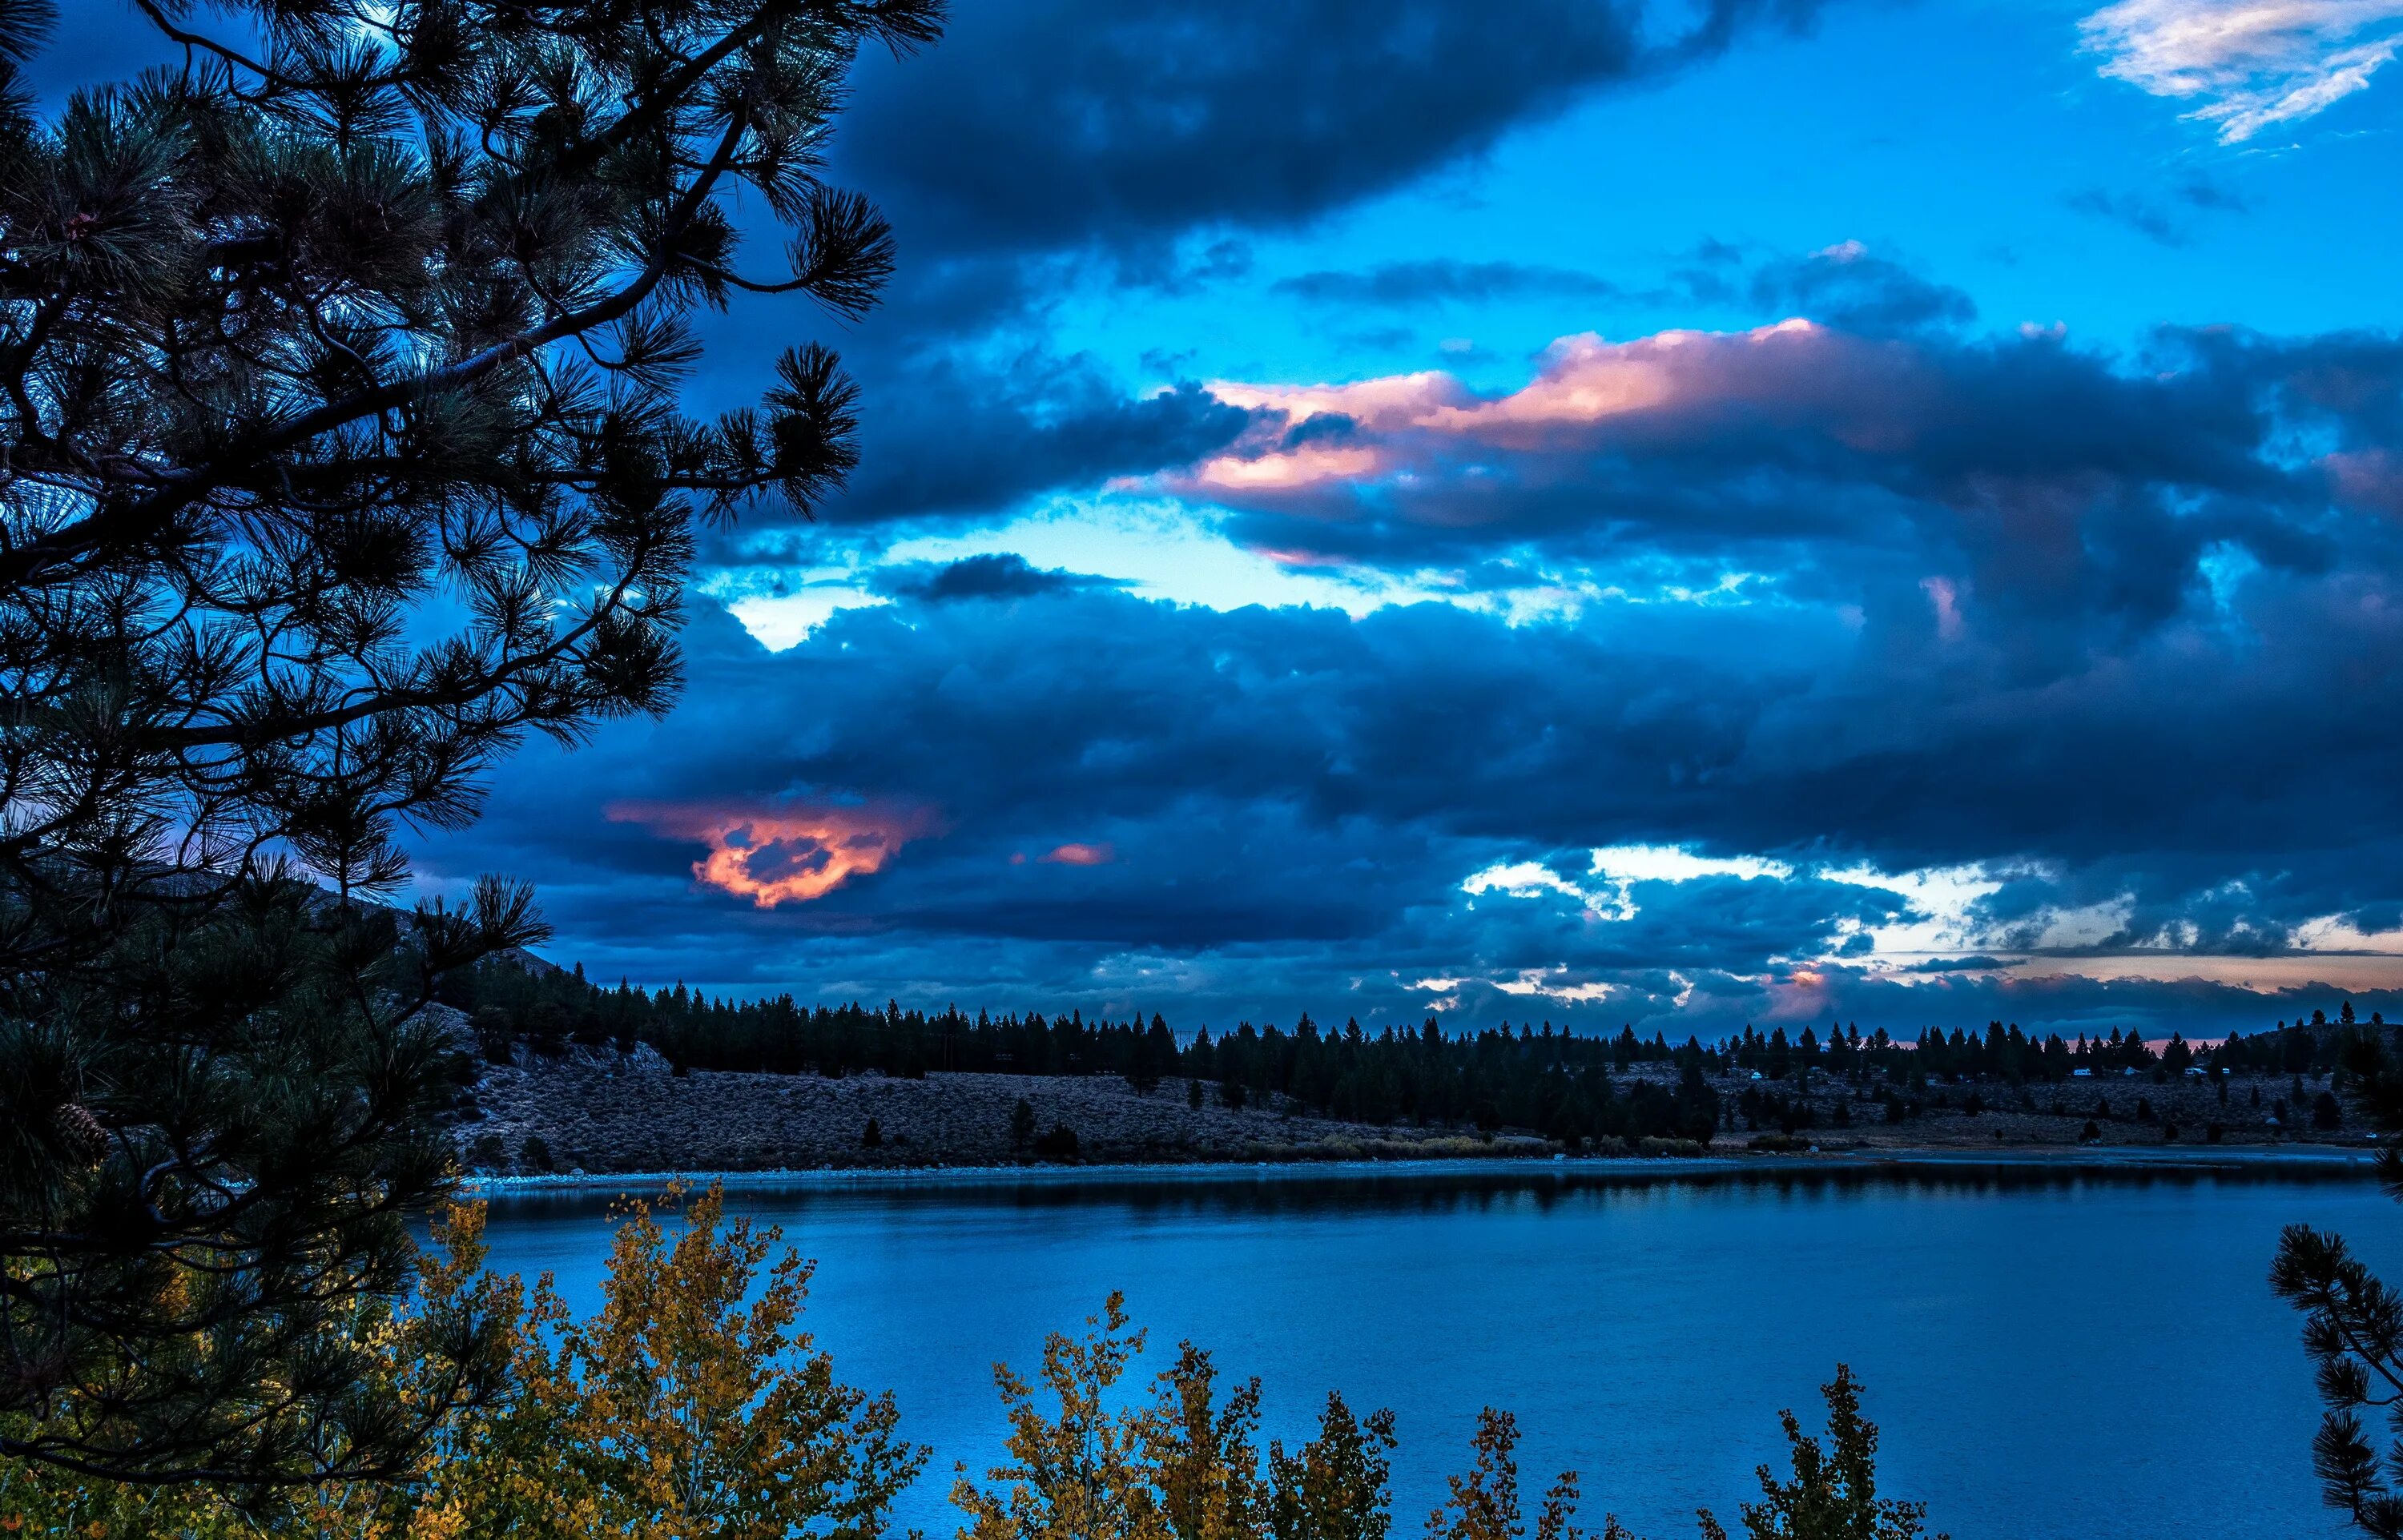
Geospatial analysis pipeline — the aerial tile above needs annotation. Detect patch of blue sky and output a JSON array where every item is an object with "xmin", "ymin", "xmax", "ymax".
[{"xmin": 1036, "ymin": 0, "xmax": 2403, "ymax": 400}]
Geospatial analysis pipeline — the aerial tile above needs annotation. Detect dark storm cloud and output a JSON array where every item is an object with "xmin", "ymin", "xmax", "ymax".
[
  {"xmin": 839, "ymin": 372, "xmax": 1254, "ymax": 529},
  {"xmin": 874, "ymin": 553, "xmax": 1126, "ymax": 601},
  {"xmin": 1273, "ymin": 260, "xmax": 1627, "ymax": 308},
  {"xmin": 414, "ymin": 491, "xmax": 2403, "ymax": 1031},
  {"xmin": 694, "ymin": 356, "xmax": 1258, "ymax": 568},
  {"xmin": 835, "ymin": 0, "xmax": 1833, "ymax": 259}
]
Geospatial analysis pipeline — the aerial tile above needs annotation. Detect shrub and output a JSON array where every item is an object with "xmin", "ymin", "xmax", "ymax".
[
  {"xmin": 521, "ymin": 1136, "xmax": 554, "ymax": 1172},
  {"xmin": 1033, "ymin": 1124, "xmax": 1081, "ymax": 1160},
  {"xmin": 525, "ymin": 1001, "xmax": 570, "ymax": 1059},
  {"xmin": 863, "ymin": 1118, "xmax": 884, "ymax": 1148},
  {"xmin": 473, "ymin": 1006, "xmax": 517, "ymax": 1064}
]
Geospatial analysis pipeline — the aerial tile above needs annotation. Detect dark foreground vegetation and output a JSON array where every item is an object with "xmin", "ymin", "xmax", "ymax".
[{"xmin": 0, "ymin": 0, "xmax": 932, "ymax": 1498}]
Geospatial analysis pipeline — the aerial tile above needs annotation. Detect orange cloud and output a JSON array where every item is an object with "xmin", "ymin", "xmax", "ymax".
[
  {"xmin": 1040, "ymin": 842, "xmax": 1115, "ymax": 866},
  {"xmin": 608, "ymin": 800, "xmax": 937, "ymax": 908}
]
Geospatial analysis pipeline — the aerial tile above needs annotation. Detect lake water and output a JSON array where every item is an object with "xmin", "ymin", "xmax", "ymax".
[{"xmin": 477, "ymin": 1156, "xmax": 2401, "ymax": 1540}]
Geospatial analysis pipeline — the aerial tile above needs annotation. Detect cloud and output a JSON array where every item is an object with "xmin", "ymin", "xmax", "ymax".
[
  {"xmin": 690, "ymin": 5, "xmax": 1855, "ymax": 550},
  {"xmin": 2066, "ymin": 179, "xmax": 2253, "ymax": 247},
  {"xmin": 478, "ymin": 300, "xmax": 2403, "ymax": 1031},
  {"xmin": 414, "ymin": 497, "xmax": 2403, "ymax": 1025},
  {"xmin": 875, "ymin": 553, "xmax": 1126, "ymax": 602},
  {"xmin": 1272, "ymin": 259, "xmax": 1627, "ymax": 308},
  {"xmin": 836, "ymin": 0, "xmax": 1834, "ymax": 259},
  {"xmin": 1180, "ymin": 316, "xmax": 2290, "ymax": 631},
  {"xmin": 1147, "ymin": 313, "xmax": 2403, "ymax": 710},
  {"xmin": 835, "ymin": 367, "xmax": 1259, "ymax": 530},
  {"xmin": 2067, "ymin": 187, "xmax": 2194, "ymax": 247},
  {"xmin": 607, "ymin": 800, "xmax": 940, "ymax": 909},
  {"xmin": 2080, "ymin": 0, "xmax": 2403, "ymax": 140},
  {"xmin": 1743, "ymin": 242, "xmax": 1975, "ymax": 335}
]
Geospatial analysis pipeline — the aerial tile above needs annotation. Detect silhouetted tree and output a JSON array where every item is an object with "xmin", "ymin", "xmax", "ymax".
[
  {"xmin": 2273, "ymin": 1028, "xmax": 2403, "ymax": 1536},
  {"xmin": 0, "ymin": 0, "xmax": 935, "ymax": 1490}
]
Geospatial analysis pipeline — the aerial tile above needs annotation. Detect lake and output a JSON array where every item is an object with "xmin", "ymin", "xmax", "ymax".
[{"xmin": 476, "ymin": 1156, "xmax": 2400, "ymax": 1540}]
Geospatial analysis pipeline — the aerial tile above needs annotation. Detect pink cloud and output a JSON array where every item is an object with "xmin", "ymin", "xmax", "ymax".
[
  {"xmin": 1179, "ymin": 319, "xmax": 1888, "ymax": 500},
  {"xmin": 1040, "ymin": 842, "xmax": 1115, "ymax": 866}
]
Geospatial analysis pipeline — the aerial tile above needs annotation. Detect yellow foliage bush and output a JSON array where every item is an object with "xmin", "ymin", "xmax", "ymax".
[
  {"xmin": 953, "ymin": 1292, "xmax": 1401, "ymax": 1540},
  {"xmin": 3, "ymin": 1183, "xmax": 924, "ymax": 1540},
  {"xmin": 956, "ymin": 1300, "xmax": 1941, "ymax": 1540}
]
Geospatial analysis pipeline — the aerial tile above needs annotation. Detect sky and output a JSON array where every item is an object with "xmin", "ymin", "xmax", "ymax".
[{"xmin": 63, "ymin": 0, "xmax": 2403, "ymax": 1041}]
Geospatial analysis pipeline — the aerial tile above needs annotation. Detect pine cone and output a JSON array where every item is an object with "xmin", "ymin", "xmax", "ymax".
[{"xmin": 51, "ymin": 1102, "xmax": 108, "ymax": 1167}]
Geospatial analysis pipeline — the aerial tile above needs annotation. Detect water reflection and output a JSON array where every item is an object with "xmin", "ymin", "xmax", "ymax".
[{"xmin": 478, "ymin": 1151, "xmax": 2378, "ymax": 1224}]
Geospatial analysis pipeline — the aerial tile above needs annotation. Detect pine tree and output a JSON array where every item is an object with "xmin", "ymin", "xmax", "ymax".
[
  {"xmin": 0, "ymin": 0, "xmax": 936, "ymax": 1490},
  {"xmin": 2272, "ymin": 1030, "xmax": 2403, "ymax": 1536}
]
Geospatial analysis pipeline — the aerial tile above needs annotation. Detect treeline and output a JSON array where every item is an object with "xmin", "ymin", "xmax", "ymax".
[
  {"xmin": 442, "ymin": 959, "xmax": 2390, "ymax": 1148},
  {"xmin": 441, "ymin": 962, "xmax": 1721, "ymax": 1145},
  {"xmin": 1717, "ymin": 1010, "xmax": 2389, "ymax": 1085}
]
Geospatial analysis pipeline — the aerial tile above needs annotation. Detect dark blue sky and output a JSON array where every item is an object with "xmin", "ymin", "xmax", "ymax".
[{"xmin": 106, "ymin": 0, "xmax": 2403, "ymax": 1039}]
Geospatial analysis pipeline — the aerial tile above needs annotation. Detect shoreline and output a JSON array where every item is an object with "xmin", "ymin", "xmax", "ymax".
[{"xmin": 459, "ymin": 1140, "xmax": 2385, "ymax": 1198}]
